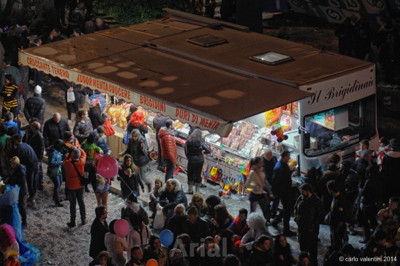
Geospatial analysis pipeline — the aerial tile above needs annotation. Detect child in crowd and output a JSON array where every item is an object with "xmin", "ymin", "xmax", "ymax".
[
  {"xmin": 96, "ymin": 126, "xmax": 111, "ymax": 155},
  {"xmin": 149, "ymin": 178, "xmax": 163, "ymax": 214}
]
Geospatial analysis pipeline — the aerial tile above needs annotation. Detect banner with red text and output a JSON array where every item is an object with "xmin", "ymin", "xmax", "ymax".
[{"xmin": 19, "ymin": 51, "xmax": 233, "ymax": 136}]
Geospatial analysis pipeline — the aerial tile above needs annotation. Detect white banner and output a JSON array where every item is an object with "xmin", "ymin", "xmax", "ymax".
[{"xmin": 19, "ymin": 51, "xmax": 233, "ymax": 136}]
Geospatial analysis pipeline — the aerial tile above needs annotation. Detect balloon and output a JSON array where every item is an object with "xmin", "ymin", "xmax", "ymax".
[
  {"xmin": 114, "ymin": 219, "xmax": 129, "ymax": 238},
  {"xmin": 145, "ymin": 259, "xmax": 158, "ymax": 266},
  {"xmin": 97, "ymin": 156, "xmax": 119, "ymax": 178},
  {"xmin": 159, "ymin": 229, "xmax": 174, "ymax": 246}
]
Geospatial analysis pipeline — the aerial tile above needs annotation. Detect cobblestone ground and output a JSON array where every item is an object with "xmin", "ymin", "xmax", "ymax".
[{"xmin": 21, "ymin": 91, "xmax": 365, "ymax": 265}]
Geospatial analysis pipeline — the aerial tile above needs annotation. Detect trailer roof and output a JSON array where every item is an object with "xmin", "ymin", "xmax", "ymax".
[{"xmin": 19, "ymin": 15, "xmax": 373, "ymax": 135}]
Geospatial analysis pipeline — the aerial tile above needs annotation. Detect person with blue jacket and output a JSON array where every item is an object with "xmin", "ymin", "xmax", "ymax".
[{"xmin": 47, "ymin": 139, "xmax": 65, "ymax": 207}]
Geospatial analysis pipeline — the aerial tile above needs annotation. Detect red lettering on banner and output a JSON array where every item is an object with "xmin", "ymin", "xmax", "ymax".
[
  {"xmin": 175, "ymin": 108, "xmax": 190, "ymax": 121},
  {"xmin": 26, "ymin": 57, "xmax": 51, "ymax": 72},
  {"xmin": 76, "ymin": 74, "xmax": 130, "ymax": 99},
  {"xmin": 199, "ymin": 117, "xmax": 220, "ymax": 131},
  {"xmin": 51, "ymin": 66, "xmax": 70, "ymax": 79},
  {"xmin": 139, "ymin": 95, "xmax": 166, "ymax": 112}
]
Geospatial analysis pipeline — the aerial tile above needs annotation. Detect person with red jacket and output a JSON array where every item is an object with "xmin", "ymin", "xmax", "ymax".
[
  {"xmin": 63, "ymin": 146, "xmax": 87, "ymax": 228},
  {"xmin": 158, "ymin": 119, "xmax": 177, "ymax": 182}
]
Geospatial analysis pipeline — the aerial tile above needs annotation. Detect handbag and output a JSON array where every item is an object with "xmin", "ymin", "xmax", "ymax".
[
  {"xmin": 67, "ymin": 90, "xmax": 76, "ymax": 103},
  {"xmin": 103, "ymin": 119, "xmax": 115, "ymax": 136},
  {"xmin": 71, "ymin": 161, "xmax": 88, "ymax": 185}
]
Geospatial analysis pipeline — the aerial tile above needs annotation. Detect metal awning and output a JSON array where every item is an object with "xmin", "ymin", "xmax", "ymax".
[{"xmin": 22, "ymin": 17, "xmax": 370, "ymax": 136}]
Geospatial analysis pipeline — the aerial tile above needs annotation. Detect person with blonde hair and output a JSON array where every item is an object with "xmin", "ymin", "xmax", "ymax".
[
  {"xmin": 119, "ymin": 129, "xmax": 151, "ymax": 192},
  {"xmin": 149, "ymin": 178, "xmax": 163, "ymax": 214},
  {"xmin": 189, "ymin": 193, "xmax": 207, "ymax": 217},
  {"xmin": 118, "ymin": 154, "xmax": 144, "ymax": 199}
]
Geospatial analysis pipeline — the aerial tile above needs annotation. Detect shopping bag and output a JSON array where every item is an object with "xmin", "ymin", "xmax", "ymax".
[
  {"xmin": 153, "ymin": 205, "xmax": 165, "ymax": 230},
  {"xmin": 123, "ymin": 130, "xmax": 130, "ymax": 145},
  {"xmin": 67, "ymin": 90, "xmax": 75, "ymax": 103},
  {"xmin": 104, "ymin": 119, "xmax": 115, "ymax": 136}
]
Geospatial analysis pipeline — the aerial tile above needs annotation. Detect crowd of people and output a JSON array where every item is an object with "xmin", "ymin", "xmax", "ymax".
[{"xmin": 1, "ymin": 3, "xmax": 400, "ymax": 266}]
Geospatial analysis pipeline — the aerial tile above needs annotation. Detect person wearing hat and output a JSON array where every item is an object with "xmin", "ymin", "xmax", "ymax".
[
  {"xmin": 24, "ymin": 85, "xmax": 45, "ymax": 126},
  {"xmin": 381, "ymin": 138, "xmax": 400, "ymax": 202},
  {"xmin": 294, "ymin": 183, "xmax": 324, "ymax": 265},
  {"xmin": 182, "ymin": 206, "xmax": 209, "ymax": 245}
]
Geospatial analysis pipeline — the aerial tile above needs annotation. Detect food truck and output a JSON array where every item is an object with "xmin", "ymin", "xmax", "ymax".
[{"xmin": 18, "ymin": 10, "xmax": 379, "ymax": 191}]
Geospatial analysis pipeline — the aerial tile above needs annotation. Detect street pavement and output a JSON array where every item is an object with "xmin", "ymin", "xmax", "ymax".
[{"xmin": 20, "ymin": 89, "xmax": 365, "ymax": 265}]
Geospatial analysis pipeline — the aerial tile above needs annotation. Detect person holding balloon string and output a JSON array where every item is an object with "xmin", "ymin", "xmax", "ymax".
[
  {"xmin": 96, "ymin": 155, "xmax": 121, "ymax": 208},
  {"xmin": 118, "ymin": 154, "xmax": 145, "ymax": 200},
  {"xmin": 104, "ymin": 219, "xmax": 129, "ymax": 266}
]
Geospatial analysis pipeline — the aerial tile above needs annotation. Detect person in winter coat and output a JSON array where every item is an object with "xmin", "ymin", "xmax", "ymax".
[
  {"xmin": 353, "ymin": 149, "xmax": 373, "ymax": 188},
  {"xmin": 184, "ymin": 128, "xmax": 210, "ymax": 194},
  {"xmin": 1, "ymin": 74, "xmax": 19, "ymax": 118},
  {"xmin": 229, "ymin": 208, "xmax": 250, "ymax": 251},
  {"xmin": 249, "ymin": 235, "xmax": 273, "ymax": 266},
  {"xmin": 89, "ymin": 102, "xmax": 106, "ymax": 130},
  {"xmin": 381, "ymin": 138, "xmax": 400, "ymax": 202},
  {"xmin": 326, "ymin": 180, "xmax": 349, "ymax": 251},
  {"xmin": 74, "ymin": 110, "xmax": 93, "ymax": 144},
  {"xmin": 121, "ymin": 194, "xmax": 150, "ymax": 226},
  {"xmin": 43, "ymin": 112, "xmax": 71, "ymax": 148},
  {"xmin": 182, "ymin": 206, "xmax": 209, "ymax": 244},
  {"xmin": 273, "ymin": 234, "xmax": 298, "ymax": 266},
  {"xmin": 359, "ymin": 164, "xmax": 380, "ymax": 243},
  {"xmin": 65, "ymin": 84, "xmax": 80, "ymax": 120},
  {"xmin": 46, "ymin": 139, "xmax": 65, "ymax": 207},
  {"xmin": 7, "ymin": 156, "xmax": 28, "ymax": 227},
  {"xmin": 118, "ymin": 154, "xmax": 144, "ymax": 199},
  {"xmin": 82, "ymin": 132, "xmax": 102, "ymax": 193},
  {"xmin": 23, "ymin": 85, "xmax": 45, "ymax": 125},
  {"xmin": 153, "ymin": 113, "xmax": 168, "ymax": 169},
  {"xmin": 271, "ymin": 151, "xmax": 296, "ymax": 236},
  {"xmin": 23, "ymin": 121, "xmax": 45, "ymax": 185},
  {"xmin": 149, "ymin": 178, "xmax": 163, "ymax": 214},
  {"xmin": 63, "ymin": 146, "xmax": 87, "ymax": 227},
  {"xmin": 245, "ymin": 156, "xmax": 272, "ymax": 224},
  {"xmin": 119, "ymin": 129, "xmax": 151, "ymax": 192},
  {"xmin": 209, "ymin": 204, "xmax": 234, "ymax": 236},
  {"xmin": 167, "ymin": 204, "xmax": 187, "ymax": 241},
  {"xmin": 127, "ymin": 106, "xmax": 148, "ymax": 137},
  {"xmin": 240, "ymin": 213, "xmax": 272, "ymax": 251},
  {"xmin": 90, "ymin": 206, "xmax": 109, "ymax": 260},
  {"xmin": 9, "ymin": 134, "xmax": 39, "ymax": 208},
  {"xmin": 158, "ymin": 119, "xmax": 177, "ymax": 182},
  {"xmin": 89, "ymin": 206, "xmax": 109, "ymax": 259},
  {"xmin": 294, "ymin": 183, "xmax": 324, "ymax": 265},
  {"xmin": 159, "ymin": 178, "xmax": 188, "ymax": 220},
  {"xmin": 318, "ymin": 163, "xmax": 341, "ymax": 215}
]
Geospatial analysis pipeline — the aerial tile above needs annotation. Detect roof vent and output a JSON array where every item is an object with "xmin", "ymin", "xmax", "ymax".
[
  {"xmin": 250, "ymin": 52, "xmax": 293, "ymax": 65},
  {"xmin": 187, "ymin": 34, "xmax": 227, "ymax": 47}
]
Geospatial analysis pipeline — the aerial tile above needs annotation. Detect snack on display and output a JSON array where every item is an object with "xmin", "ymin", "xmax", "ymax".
[{"xmin": 106, "ymin": 103, "xmax": 149, "ymax": 129}]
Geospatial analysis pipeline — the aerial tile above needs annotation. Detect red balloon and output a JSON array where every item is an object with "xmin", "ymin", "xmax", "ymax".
[
  {"xmin": 97, "ymin": 156, "xmax": 119, "ymax": 178},
  {"xmin": 114, "ymin": 219, "xmax": 130, "ymax": 238}
]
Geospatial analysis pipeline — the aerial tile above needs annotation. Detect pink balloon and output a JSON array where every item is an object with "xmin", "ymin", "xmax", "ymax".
[
  {"xmin": 97, "ymin": 156, "xmax": 119, "ymax": 178},
  {"xmin": 114, "ymin": 219, "xmax": 130, "ymax": 238},
  {"xmin": 146, "ymin": 259, "xmax": 159, "ymax": 266}
]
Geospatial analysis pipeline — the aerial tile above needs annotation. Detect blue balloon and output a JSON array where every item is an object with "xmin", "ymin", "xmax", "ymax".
[{"xmin": 159, "ymin": 229, "xmax": 174, "ymax": 246}]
